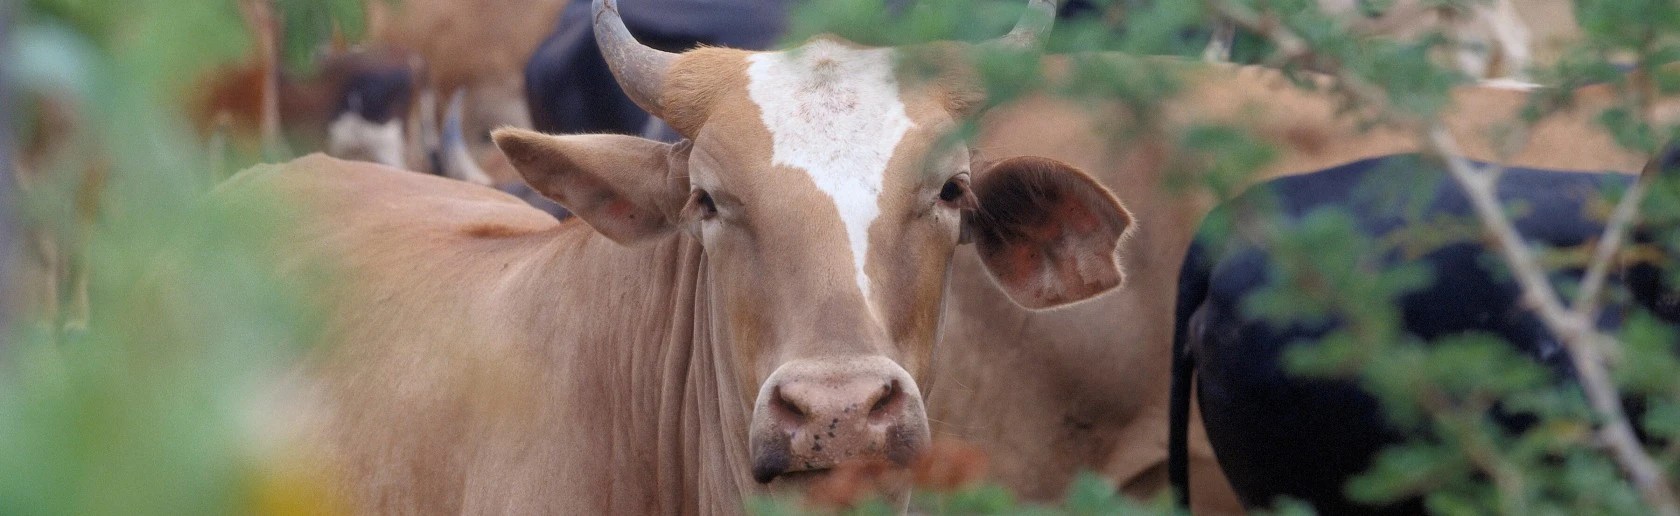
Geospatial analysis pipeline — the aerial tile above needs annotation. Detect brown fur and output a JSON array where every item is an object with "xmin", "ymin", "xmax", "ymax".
[
  {"xmin": 661, "ymin": 48, "xmax": 755, "ymax": 138},
  {"xmin": 369, "ymin": 0, "xmax": 566, "ymax": 95},
  {"xmin": 369, "ymin": 0, "xmax": 561, "ymax": 170}
]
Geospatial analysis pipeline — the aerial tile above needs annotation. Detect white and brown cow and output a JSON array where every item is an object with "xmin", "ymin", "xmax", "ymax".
[
  {"xmin": 1203, "ymin": 0, "xmax": 1550, "ymax": 80},
  {"xmin": 229, "ymin": 0, "xmax": 1132, "ymax": 513}
]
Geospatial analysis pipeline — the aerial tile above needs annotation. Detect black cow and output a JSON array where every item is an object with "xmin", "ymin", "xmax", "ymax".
[
  {"xmin": 316, "ymin": 49, "xmax": 418, "ymax": 169},
  {"xmin": 1168, "ymin": 153, "xmax": 1677, "ymax": 513},
  {"xmin": 522, "ymin": 0, "xmax": 1109, "ymax": 140},
  {"xmin": 523, "ymin": 0, "xmax": 791, "ymax": 140}
]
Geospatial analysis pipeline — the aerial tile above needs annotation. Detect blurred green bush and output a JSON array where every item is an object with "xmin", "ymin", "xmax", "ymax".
[{"xmin": 3, "ymin": 1, "xmax": 355, "ymax": 514}]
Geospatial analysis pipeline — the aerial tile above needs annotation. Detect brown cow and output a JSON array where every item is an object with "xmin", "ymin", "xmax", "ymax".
[
  {"xmin": 229, "ymin": 0, "xmax": 1134, "ymax": 513},
  {"xmin": 195, "ymin": 0, "xmax": 559, "ymax": 180},
  {"xmin": 931, "ymin": 60, "xmax": 1666, "ymax": 512},
  {"xmin": 366, "ymin": 0, "xmax": 564, "ymax": 170}
]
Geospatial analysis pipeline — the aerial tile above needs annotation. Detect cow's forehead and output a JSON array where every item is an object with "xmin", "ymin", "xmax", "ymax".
[{"xmin": 743, "ymin": 39, "xmax": 919, "ymax": 304}]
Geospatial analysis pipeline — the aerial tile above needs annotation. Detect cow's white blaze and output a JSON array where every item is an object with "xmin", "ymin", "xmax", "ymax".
[{"xmin": 746, "ymin": 40, "xmax": 915, "ymax": 305}]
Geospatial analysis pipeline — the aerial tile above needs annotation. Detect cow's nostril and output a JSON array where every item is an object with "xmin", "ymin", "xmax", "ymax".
[
  {"xmin": 772, "ymin": 385, "xmax": 806, "ymax": 422},
  {"xmin": 869, "ymin": 379, "xmax": 902, "ymax": 419}
]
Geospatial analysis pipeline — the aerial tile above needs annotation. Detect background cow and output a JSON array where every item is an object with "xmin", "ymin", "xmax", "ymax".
[
  {"xmin": 524, "ymin": 0, "xmax": 792, "ymax": 141},
  {"xmin": 1169, "ymin": 151, "xmax": 1677, "ymax": 512},
  {"xmin": 191, "ymin": 0, "xmax": 577, "ymax": 221}
]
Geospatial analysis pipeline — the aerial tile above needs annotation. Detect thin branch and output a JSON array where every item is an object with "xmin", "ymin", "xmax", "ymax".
[
  {"xmin": 239, "ymin": 0, "xmax": 288, "ymax": 159},
  {"xmin": 1211, "ymin": 2, "xmax": 1680, "ymax": 513},
  {"xmin": 1425, "ymin": 128, "xmax": 1579, "ymax": 330},
  {"xmin": 1416, "ymin": 390, "xmax": 1528, "ymax": 514},
  {"xmin": 1431, "ymin": 128, "xmax": 1677, "ymax": 515},
  {"xmin": 1573, "ymin": 151, "xmax": 1664, "ymax": 327},
  {"xmin": 1572, "ymin": 52, "xmax": 1669, "ymax": 342}
]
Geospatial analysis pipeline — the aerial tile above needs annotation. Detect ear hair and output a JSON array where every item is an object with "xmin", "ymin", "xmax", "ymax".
[
  {"xmin": 492, "ymin": 129, "xmax": 692, "ymax": 245},
  {"xmin": 965, "ymin": 156, "xmax": 1134, "ymax": 309}
]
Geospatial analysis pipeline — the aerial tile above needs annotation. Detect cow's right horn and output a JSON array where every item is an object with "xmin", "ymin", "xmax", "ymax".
[{"xmin": 593, "ymin": 0, "xmax": 677, "ymax": 119}]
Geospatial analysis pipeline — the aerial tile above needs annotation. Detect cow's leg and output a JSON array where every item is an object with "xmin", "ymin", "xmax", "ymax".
[
  {"xmin": 1108, "ymin": 403, "xmax": 1244, "ymax": 514},
  {"xmin": 29, "ymin": 229, "xmax": 59, "ymax": 326},
  {"xmin": 1202, "ymin": 21, "xmax": 1236, "ymax": 62},
  {"xmin": 1189, "ymin": 396, "xmax": 1244, "ymax": 514},
  {"xmin": 60, "ymin": 239, "xmax": 88, "ymax": 334},
  {"xmin": 1478, "ymin": 0, "xmax": 1532, "ymax": 79}
]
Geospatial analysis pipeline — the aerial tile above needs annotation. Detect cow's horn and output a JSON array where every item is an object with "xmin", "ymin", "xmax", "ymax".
[
  {"xmin": 439, "ymin": 89, "xmax": 494, "ymax": 186},
  {"xmin": 593, "ymin": 0, "xmax": 677, "ymax": 118},
  {"xmin": 989, "ymin": 0, "xmax": 1057, "ymax": 48}
]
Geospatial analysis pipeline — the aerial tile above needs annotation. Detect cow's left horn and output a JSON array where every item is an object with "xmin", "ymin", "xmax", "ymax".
[
  {"xmin": 988, "ymin": 0, "xmax": 1057, "ymax": 48},
  {"xmin": 593, "ymin": 0, "xmax": 676, "ymax": 118}
]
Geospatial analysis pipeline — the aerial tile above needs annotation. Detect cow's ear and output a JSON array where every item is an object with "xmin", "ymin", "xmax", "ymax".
[
  {"xmin": 964, "ymin": 156, "xmax": 1133, "ymax": 309},
  {"xmin": 493, "ymin": 129, "xmax": 690, "ymax": 245}
]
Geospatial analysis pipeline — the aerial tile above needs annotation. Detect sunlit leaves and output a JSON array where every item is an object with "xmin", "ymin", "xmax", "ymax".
[{"xmin": 275, "ymin": 0, "xmax": 369, "ymax": 72}]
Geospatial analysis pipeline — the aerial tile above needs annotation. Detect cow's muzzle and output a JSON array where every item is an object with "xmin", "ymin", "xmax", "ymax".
[{"xmin": 748, "ymin": 356, "xmax": 930, "ymax": 484}]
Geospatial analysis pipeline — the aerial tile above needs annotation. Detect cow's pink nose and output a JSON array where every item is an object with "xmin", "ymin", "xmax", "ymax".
[
  {"xmin": 770, "ymin": 377, "xmax": 904, "ymax": 429},
  {"xmin": 749, "ymin": 358, "xmax": 930, "ymax": 484}
]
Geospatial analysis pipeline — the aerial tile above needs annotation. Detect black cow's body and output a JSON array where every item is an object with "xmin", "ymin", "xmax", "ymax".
[
  {"xmin": 523, "ymin": 0, "xmax": 790, "ymax": 139},
  {"xmin": 1168, "ymin": 154, "xmax": 1666, "ymax": 513},
  {"xmin": 330, "ymin": 56, "xmax": 416, "ymax": 127},
  {"xmin": 522, "ymin": 0, "xmax": 1104, "ymax": 139}
]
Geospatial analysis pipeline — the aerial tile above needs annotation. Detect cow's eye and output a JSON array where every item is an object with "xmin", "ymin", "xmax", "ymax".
[
  {"xmin": 685, "ymin": 189, "xmax": 719, "ymax": 220},
  {"xmin": 698, "ymin": 191, "xmax": 717, "ymax": 215},
  {"xmin": 937, "ymin": 173, "xmax": 974, "ymax": 209}
]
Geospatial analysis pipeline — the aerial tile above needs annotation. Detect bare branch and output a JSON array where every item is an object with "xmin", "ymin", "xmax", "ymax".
[
  {"xmin": 1430, "ymin": 129, "xmax": 1676, "ymax": 514},
  {"xmin": 239, "ymin": 0, "xmax": 288, "ymax": 159},
  {"xmin": 1573, "ymin": 148, "xmax": 1667, "ymax": 326},
  {"xmin": 1573, "ymin": 60, "xmax": 1671, "ymax": 343},
  {"xmin": 1425, "ymin": 128, "xmax": 1577, "ymax": 329}
]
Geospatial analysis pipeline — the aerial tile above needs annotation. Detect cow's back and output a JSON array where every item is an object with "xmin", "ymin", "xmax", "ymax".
[
  {"xmin": 1178, "ymin": 155, "xmax": 1630, "ymax": 512},
  {"xmin": 216, "ymin": 155, "xmax": 634, "ymax": 514}
]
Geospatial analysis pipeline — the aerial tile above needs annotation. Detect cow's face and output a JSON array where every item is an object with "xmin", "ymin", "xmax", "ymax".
[
  {"xmin": 493, "ymin": 0, "xmax": 1129, "ymax": 495},
  {"xmin": 682, "ymin": 39, "xmax": 972, "ymax": 390}
]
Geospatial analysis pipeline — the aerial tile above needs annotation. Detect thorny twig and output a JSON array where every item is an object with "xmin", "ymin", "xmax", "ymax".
[
  {"xmin": 1429, "ymin": 129, "xmax": 1678, "ymax": 516},
  {"xmin": 1573, "ymin": 149, "xmax": 1666, "ymax": 345},
  {"xmin": 1210, "ymin": 1, "xmax": 1680, "ymax": 513},
  {"xmin": 1573, "ymin": 57, "xmax": 1670, "ymax": 354}
]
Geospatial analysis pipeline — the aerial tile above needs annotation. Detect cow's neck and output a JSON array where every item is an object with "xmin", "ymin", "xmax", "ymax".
[
  {"xmin": 525, "ymin": 228, "xmax": 757, "ymax": 514},
  {"xmin": 681, "ymin": 249, "xmax": 762, "ymax": 514}
]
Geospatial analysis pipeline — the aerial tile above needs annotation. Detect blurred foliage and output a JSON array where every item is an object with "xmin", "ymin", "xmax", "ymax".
[
  {"xmin": 276, "ymin": 0, "xmax": 371, "ymax": 73},
  {"xmin": 2, "ymin": 0, "xmax": 356, "ymax": 514},
  {"xmin": 748, "ymin": 472, "xmax": 1183, "ymax": 516}
]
